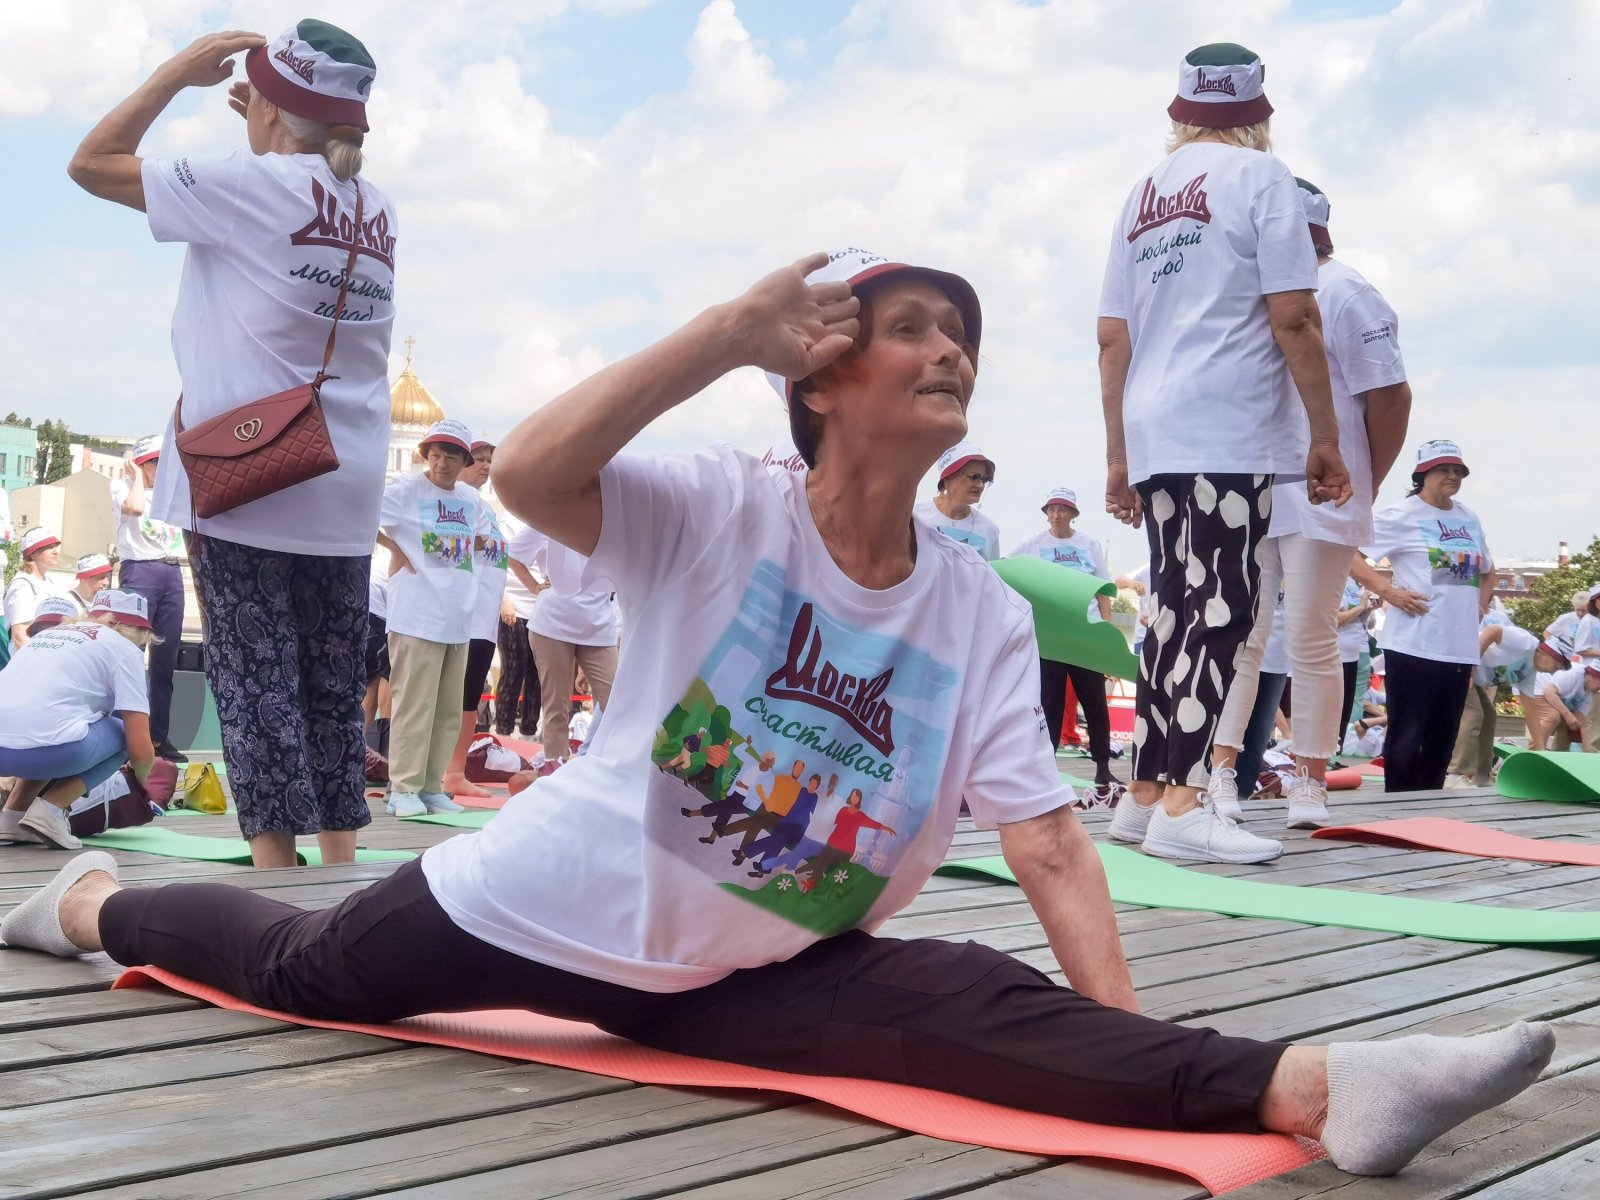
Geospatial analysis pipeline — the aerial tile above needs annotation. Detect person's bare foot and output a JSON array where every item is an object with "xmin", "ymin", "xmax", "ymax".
[{"xmin": 440, "ymin": 772, "xmax": 493, "ymax": 799}]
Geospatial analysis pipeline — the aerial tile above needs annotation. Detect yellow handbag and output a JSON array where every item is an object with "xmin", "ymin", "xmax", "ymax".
[{"xmin": 175, "ymin": 762, "xmax": 228, "ymax": 814}]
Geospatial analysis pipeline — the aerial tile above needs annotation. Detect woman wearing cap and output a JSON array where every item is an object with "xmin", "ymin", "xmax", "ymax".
[
  {"xmin": 0, "ymin": 590, "xmax": 157, "ymax": 850},
  {"xmin": 1005, "ymin": 487, "xmax": 1124, "ymax": 806},
  {"xmin": 1529, "ymin": 653, "xmax": 1600, "ymax": 753},
  {"xmin": 12, "ymin": 252, "xmax": 1557, "ymax": 1182},
  {"xmin": 111, "ymin": 436, "xmax": 189, "ymax": 761},
  {"xmin": 69, "ymin": 23, "xmax": 397, "ymax": 868},
  {"xmin": 67, "ymin": 556, "xmax": 116, "ymax": 618},
  {"xmin": 5, "ymin": 529, "xmax": 67, "ymax": 650},
  {"xmin": 26, "ymin": 596, "xmax": 84, "ymax": 639},
  {"xmin": 1099, "ymin": 43, "xmax": 1350, "ymax": 862},
  {"xmin": 915, "ymin": 442, "xmax": 1000, "ymax": 560},
  {"xmin": 1351, "ymin": 440, "xmax": 1495, "ymax": 792},
  {"xmin": 376, "ymin": 420, "xmax": 490, "ymax": 817},
  {"xmin": 1574, "ymin": 584, "xmax": 1600, "ymax": 662}
]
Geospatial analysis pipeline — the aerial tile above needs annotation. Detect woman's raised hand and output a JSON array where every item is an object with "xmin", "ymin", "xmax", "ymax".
[
  {"xmin": 159, "ymin": 32, "xmax": 266, "ymax": 91},
  {"xmin": 730, "ymin": 254, "xmax": 861, "ymax": 381}
]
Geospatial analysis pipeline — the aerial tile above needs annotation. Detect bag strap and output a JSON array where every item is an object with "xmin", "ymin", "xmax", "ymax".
[{"xmin": 316, "ymin": 180, "xmax": 365, "ymax": 384}]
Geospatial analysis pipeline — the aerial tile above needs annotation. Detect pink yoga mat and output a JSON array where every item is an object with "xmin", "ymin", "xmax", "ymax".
[
  {"xmin": 113, "ymin": 966, "xmax": 1321, "ymax": 1195},
  {"xmin": 1314, "ymin": 816, "xmax": 1600, "ymax": 867}
]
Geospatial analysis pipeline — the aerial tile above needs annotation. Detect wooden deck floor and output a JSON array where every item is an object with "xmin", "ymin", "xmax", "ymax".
[{"xmin": 2, "ymin": 760, "xmax": 1598, "ymax": 1198}]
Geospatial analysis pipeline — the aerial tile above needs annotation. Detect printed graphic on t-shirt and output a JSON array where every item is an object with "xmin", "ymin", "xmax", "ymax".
[
  {"xmin": 1037, "ymin": 545, "xmax": 1095, "ymax": 573},
  {"xmin": 1419, "ymin": 513, "xmax": 1487, "ymax": 587},
  {"xmin": 935, "ymin": 524, "xmax": 988, "ymax": 555},
  {"xmin": 1129, "ymin": 172, "xmax": 1209, "ymax": 287},
  {"xmin": 418, "ymin": 498, "xmax": 475, "ymax": 571},
  {"xmin": 140, "ymin": 517, "xmax": 184, "ymax": 557},
  {"xmin": 478, "ymin": 511, "xmax": 509, "ymax": 572},
  {"xmin": 650, "ymin": 559, "xmax": 959, "ymax": 936}
]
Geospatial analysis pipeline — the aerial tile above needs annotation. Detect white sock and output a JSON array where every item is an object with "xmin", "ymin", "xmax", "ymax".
[
  {"xmin": 1322, "ymin": 1021, "xmax": 1556, "ymax": 1175},
  {"xmin": 0, "ymin": 851, "xmax": 120, "ymax": 957}
]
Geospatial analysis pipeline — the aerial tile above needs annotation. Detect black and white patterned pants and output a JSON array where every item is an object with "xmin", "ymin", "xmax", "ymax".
[
  {"xmin": 189, "ymin": 535, "xmax": 373, "ymax": 841},
  {"xmin": 1132, "ymin": 473, "xmax": 1271, "ymax": 789}
]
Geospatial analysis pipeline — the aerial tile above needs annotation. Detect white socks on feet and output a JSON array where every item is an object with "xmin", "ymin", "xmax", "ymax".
[
  {"xmin": 1322, "ymin": 1021, "xmax": 1556, "ymax": 1175},
  {"xmin": 0, "ymin": 851, "xmax": 119, "ymax": 957}
]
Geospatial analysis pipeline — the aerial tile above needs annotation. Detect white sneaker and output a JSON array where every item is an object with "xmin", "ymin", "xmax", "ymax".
[
  {"xmin": 1442, "ymin": 773, "xmax": 1476, "ymax": 791},
  {"xmin": 0, "ymin": 810, "xmax": 40, "ymax": 843},
  {"xmin": 1107, "ymin": 795, "xmax": 1158, "ymax": 843},
  {"xmin": 389, "ymin": 791, "xmax": 427, "ymax": 818},
  {"xmin": 1284, "ymin": 770, "xmax": 1331, "ymax": 829},
  {"xmin": 19, "ymin": 799, "xmax": 83, "ymax": 851},
  {"xmin": 1142, "ymin": 803, "xmax": 1283, "ymax": 864},
  {"xmin": 419, "ymin": 791, "xmax": 463, "ymax": 814},
  {"xmin": 1208, "ymin": 767, "xmax": 1243, "ymax": 823}
]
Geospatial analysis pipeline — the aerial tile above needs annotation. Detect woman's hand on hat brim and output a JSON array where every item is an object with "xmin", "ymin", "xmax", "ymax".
[
  {"xmin": 160, "ymin": 32, "xmax": 267, "ymax": 92},
  {"xmin": 728, "ymin": 253, "xmax": 861, "ymax": 381}
]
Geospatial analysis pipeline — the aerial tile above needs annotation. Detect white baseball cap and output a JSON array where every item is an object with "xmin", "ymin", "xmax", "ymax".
[
  {"xmin": 245, "ymin": 19, "xmax": 377, "ymax": 131},
  {"xmin": 1042, "ymin": 486, "xmax": 1079, "ymax": 514},
  {"xmin": 76, "ymin": 554, "xmax": 113, "ymax": 580},
  {"xmin": 20, "ymin": 527, "xmax": 60, "ymax": 558},
  {"xmin": 766, "ymin": 248, "xmax": 982, "ymax": 468},
  {"xmin": 1168, "ymin": 43, "xmax": 1273, "ymax": 129},
  {"xmin": 1295, "ymin": 177, "xmax": 1331, "ymax": 252},
  {"xmin": 90, "ymin": 589, "xmax": 151, "ymax": 629},
  {"xmin": 28, "ymin": 595, "xmax": 79, "ymax": 634},
  {"xmin": 1414, "ymin": 439, "xmax": 1469, "ymax": 477},
  {"xmin": 936, "ymin": 440, "xmax": 995, "ymax": 484},
  {"xmin": 131, "ymin": 435, "xmax": 163, "ymax": 466},
  {"xmin": 419, "ymin": 419, "xmax": 474, "ymax": 458}
]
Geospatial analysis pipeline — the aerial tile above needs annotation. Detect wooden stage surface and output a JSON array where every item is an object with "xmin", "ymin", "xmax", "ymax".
[{"xmin": 2, "ymin": 759, "xmax": 1598, "ymax": 1199}]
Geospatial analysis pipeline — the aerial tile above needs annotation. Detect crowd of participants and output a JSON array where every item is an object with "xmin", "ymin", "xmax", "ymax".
[{"xmin": 0, "ymin": 24, "xmax": 1571, "ymax": 1181}]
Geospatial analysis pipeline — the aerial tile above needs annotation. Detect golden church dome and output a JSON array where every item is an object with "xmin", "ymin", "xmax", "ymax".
[{"xmin": 389, "ymin": 336, "xmax": 444, "ymax": 427}]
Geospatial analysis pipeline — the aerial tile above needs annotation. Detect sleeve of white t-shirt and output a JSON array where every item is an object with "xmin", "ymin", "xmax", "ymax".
[
  {"xmin": 508, "ymin": 525, "xmax": 547, "ymax": 576},
  {"xmin": 1363, "ymin": 502, "xmax": 1408, "ymax": 563},
  {"xmin": 141, "ymin": 148, "xmax": 248, "ymax": 248},
  {"xmin": 1251, "ymin": 164, "xmax": 1319, "ymax": 295},
  {"xmin": 1331, "ymin": 285, "xmax": 1406, "ymax": 395},
  {"xmin": 378, "ymin": 474, "xmax": 411, "ymax": 538},
  {"xmin": 1097, "ymin": 216, "xmax": 1128, "ymax": 320},
  {"xmin": 109, "ymin": 477, "xmax": 129, "ymax": 519},
  {"xmin": 1002, "ymin": 533, "xmax": 1038, "ymax": 559},
  {"xmin": 963, "ymin": 612, "xmax": 1076, "ymax": 828},
  {"xmin": 4, "ymin": 579, "xmax": 38, "ymax": 629},
  {"xmin": 107, "ymin": 638, "xmax": 152, "ymax": 715},
  {"xmin": 1090, "ymin": 538, "xmax": 1110, "ymax": 580}
]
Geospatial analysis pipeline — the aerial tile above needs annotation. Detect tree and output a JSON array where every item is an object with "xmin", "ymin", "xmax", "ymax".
[
  {"xmin": 34, "ymin": 419, "xmax": 72, "ymax": 485},
  {"xmin": 1508, "ymin": 536, "xmax": 1600, "ymax": 638},
  {"xmin": 2, "ymin": 412, "xmax": 31, "ymax": 428}
]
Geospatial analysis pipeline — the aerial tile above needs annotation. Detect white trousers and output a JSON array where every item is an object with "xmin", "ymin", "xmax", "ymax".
[{"xmin": 1214, "ymin": 533, "xmax": 1355, "ymax": 761}]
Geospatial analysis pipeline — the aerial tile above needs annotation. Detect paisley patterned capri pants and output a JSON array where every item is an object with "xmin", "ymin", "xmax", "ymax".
[
  {"xmin": 1132, "ymin": 473, "xmax": 1271, "ymax": 790},
  {"xmin": 189, "ymin": 535, "xmax": 373, "ymax": 840}
]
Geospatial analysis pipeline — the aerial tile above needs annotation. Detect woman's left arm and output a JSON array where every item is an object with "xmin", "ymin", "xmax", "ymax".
[
  {"xmin": 999, "ymin": 805, "xmax": 1139, "ymax": 1013},
  {"xmin": 1478, "ymin": 557, "xmax": 1497, "ymax": 618},
  {"xmin": 120, "ymin": 712, "xmax": 156, "ymax": 783},
  {"xmin": 68, "ymin": 31, "xmax": 263, "ymax": 211}
]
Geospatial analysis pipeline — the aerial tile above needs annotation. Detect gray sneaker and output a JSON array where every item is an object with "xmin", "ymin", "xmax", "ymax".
[
  {"xmin": 1107, "ymin": 794, "xmax": 1158, "ymax": 843},
  {"xmin": 1142, "ymin": 802, "xmax": 1283, "ymax": 864},
  {"xmin": 419, "ymin": 791, "xmax": 463, "ymax": 814},
  {"xmin": 19, "ymin": 800, "xmax": 83, "ymax": 851},
  {"xmin": 1285, "ymin": 770, "xmax": 1332, "ymax": 829},
  {"xmin": 389, "ymin": 791, "xmax": 427, "ymax": 818}
]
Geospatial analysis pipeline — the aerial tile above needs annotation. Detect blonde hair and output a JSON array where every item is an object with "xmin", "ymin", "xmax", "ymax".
[
  {"xmin": 276, "ymin": 110, "xmax": 365, "ymax": 182},
  {"xmin": 90, "ymin": 612, "xmax": 162, "ymax": 650},
  {"xmin": 1167, "ymin": 119, "xmax": 1272, "ymax": 155}
]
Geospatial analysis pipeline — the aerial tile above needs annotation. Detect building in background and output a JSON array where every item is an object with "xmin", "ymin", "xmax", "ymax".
[
  {"xmin": 69, "ymin": 441, "xmax": 133, "ymax": 480},
  {"xmin": 8, "ymin": 470, "xmax": 116, "ymax": 562},
  {"xmin": 1495, "ymin": 554, "xmax": 1563, "ymax": 600},
  {"xmin": 388, "ymin": 336, "xmax": 443, "ymax": 477},
  {"xmin": 0, "ymin": 423, "xmax": 39, "ymax": 495}
]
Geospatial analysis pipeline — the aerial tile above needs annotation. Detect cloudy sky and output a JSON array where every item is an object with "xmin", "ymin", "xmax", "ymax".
[{"xmin": 2, "ymin": 0, "xmax": 1594, "ymax": 569}]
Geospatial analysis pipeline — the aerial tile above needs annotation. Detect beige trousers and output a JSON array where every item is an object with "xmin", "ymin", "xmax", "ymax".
[
  {"xmin": 388, "ymin": 634, "xmax": 469, "ymax": 795},
  {"xmin": 530, "ymin": 632, "xmax": 617, "ymax": 758},
  {"xmin": 1525, "ymin": 692, "xmax": 1594, "ymax": 753},
  {"xmin": 1447, "ymin": 684, "xmax": 1498, "ymax": 784}
]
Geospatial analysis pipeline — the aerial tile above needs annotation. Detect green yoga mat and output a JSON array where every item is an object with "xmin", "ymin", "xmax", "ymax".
[
  {"xmin": 992, "ymin": 556, "xmax": 1139, "ymax": 680},
  {"xmin": 935, "ymin": 845, "xmax": 1600, "ymax": 946},
  {"xmin": 402, "ymin": 810, "xmax": 497, "ymax": 829},
  {"xmin": 84, "ymin": 826, "xmax": 414, "ymax": 865},
  {"xmin": 1496, "ymin": 750, "xmax": 1600, "ymax": 803}
]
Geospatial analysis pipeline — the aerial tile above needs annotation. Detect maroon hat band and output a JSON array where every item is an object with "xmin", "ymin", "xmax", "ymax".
[{"xmin": 245, "ymin": 46, "xmax": 369, "ymax": 130}]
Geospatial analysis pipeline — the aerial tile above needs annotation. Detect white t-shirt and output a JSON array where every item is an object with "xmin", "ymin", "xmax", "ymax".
[
  {"xmin": 510, "ymin": 527, "xmax": 618, "ymax": 647},
  {"xmin": 110, "ymin": 478, "xmax": 185, "ymax": 562},
  {"xmin": 1546, "ymin": 611, "xmax": 1581, "ymax": 644},
  {"xmin": 914, "ymin": 500, "xmax": 1000, "ymax": 561},
  {"xmin": 422, "ymin": 446, "xmax": 1070, "ymax": 992},
  {"xmin": 470, "ymin": 490, "xmax": 510, "ymax": 643},
  {"xmin": 368, "ymin": 560, "xmax": 389, "ymax": 621},
  {"xmin": 4, "ymin": 573, "xmax": 66, "ymax": 635},
  {"xmin": 142, "ymin": 149, "xmax": 398, "ymax": 556},
  {"xmin": 378, "ymin": 472, "xmax": 490, "ymax": 645},
  {"xmin": 500, "ymin": 516, "xmax": 545, "ymax": 622},
  {"xmin": 1270, "ymin": 258, "xmax": 1407, "ymax": 545},
  {"xmin": 1539, "ymin": 664, "xmax": 1592, "ymax": 716},
  {"xmin": 1368, "ymin": 496, "xmax": 1491, "ymax": 665},
  {"xmin": 1099, "ymin": 142, "xmax": 1318, "ymax": 485},
  {"xmin": 1005, "ymin": 530, "xmax": 1110, "ymax": 621},
  {"xmin": 1477, "ymin": 623, "xmax": 1539, "ymax": 692},
  {"xmin": 1575, "ymin": 613, "xmax": 1600, "ymax": 657},
  {"xmin": 1335, "ymin": 579, "xmax": 1370, "ymax": 662},
  {"xmin": 0, "ymin": 621, "xmax": 150, "ymax": 748}
]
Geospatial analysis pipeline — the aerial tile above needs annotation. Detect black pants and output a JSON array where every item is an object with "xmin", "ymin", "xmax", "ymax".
[
  {"xmin": 1235, "ymin": 671, "xmax": 1288, "ymax": 788},
  {"xmin": 495, "ymin": 617, "xmax": 539, "ymax": 736},
  {"xmin": 1338, "ymin": 659, "xmax": 1359, "ymax": 749},
  {"xmin": 1382, "ymin": 649, "xmax": 1473, "ymax": 792},
  {"xmin": 1134, "ymin": 474, "xmax": 1271, "ymax": 789},
  {"xmin": 462, "ymin": 637, "xmax": 497, "ymax": 715},
  {"xmin": 117, "ymin": 560, "xmax": 185, "ymax": 746},
  {"xmin": 1039, "ymin": 658, "xmax": 1113, "ymax": 782},
  {"xmin": 99, "ymin": 859, "xmax": 1285, "ymax": 1133}
]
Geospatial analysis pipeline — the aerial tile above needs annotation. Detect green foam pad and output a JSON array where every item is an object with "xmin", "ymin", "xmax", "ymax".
[
  {"xmin": 992, "ymin": 556, "xmax": 1139, "ymax": 680},
  {"xmin": 936, "ymin": 844, "xmax": 1600, "ymax": 945},
  {"xmin": 1495, "ymin": 749, "xmax": 1600, "ymax": 803},
  {"xmin": 84, "ymin": 826, "xmax": 413, "ymax": 865},
  {"xmin": 401, "ymin": 810, "xmax": 497, "ymax": 829}
]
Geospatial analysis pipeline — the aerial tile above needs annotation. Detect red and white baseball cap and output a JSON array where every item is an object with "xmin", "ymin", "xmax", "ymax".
[
  {"xmin": 766, "ymin": 249, "xmax": 983, "ymax": 469},
  {"xmin": 131, "ymin": 435, "xmax": 163, "ymax": 466},
  {"xmin": 246, "ymin": 20, "xmax": 377, "ymax": 131},
  {"xmin": 1295, "ymin": 177, "xmax": 1332, "ymax": 252},
  {"xmin": 419, "ymin": 419, "xmax": 474, "ymax": 458},
  {"xmin": 936, "ymin": 440, "xmax": 995, "ymax": 484},
  {"xmin": 28, "ymin": 595, "xmax": 79, "ymax": 635},
  {"xmin": 470, "ymin": 434, "xmax": 496, "ymax": 452},
  {"xmin": 1414, "ymin": 439, "xmax": 1470, "ymax": 477},
  {"xmin": 1586, "ymin": 659, "xmax": 1600, "ymax": 680},
  {"xmin": 90, "ymin": 589, "xmax": 151, "ymax": 629},
  {"xmin": 20, "ymin": 527, "xmax": 60, "ymax": 558},
  {"xmin": 76, "ymin": 554, "xmax": 113, "ymax": 580},
  {"xmin": 1168, "ymin": 43, "xmax": 1273, "ymax": 128},
  {"xmin": 1042, "ymin": 486, "xmax": 1079, "ymax": 514},
  {"xmin": 1538, "ymin": 635, "xmax": 1573, "ymax": 663}
]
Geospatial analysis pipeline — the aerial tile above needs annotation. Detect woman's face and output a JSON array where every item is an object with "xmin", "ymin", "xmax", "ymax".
[
  {"xmin": 425, "ymin": 445, "xmax": 468, "ymax": 488},
  {"xmin": 813, "ymin": 279, "xmax": 975, "ymax": 468},
  {"xmin": 1044, "ymin": 505, "xmax": 1076, "ymax": 538},
  {"xmin": 463, "ymin": 447, "xmax": 493, "ymax": 489},
  {"xmin": 1420, "ymin": 463, "xmax": 1466, "ymax": 502},
  {"xmin": 943, "ymin": 463, "xmax": 992, "ymax": 508},
  {"xmin": 31, "ymin": 546, "xmax": 59, "ymax": 571}
]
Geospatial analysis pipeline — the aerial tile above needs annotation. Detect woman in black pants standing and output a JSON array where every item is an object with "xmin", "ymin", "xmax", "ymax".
[{"xmin": 1352, "ymin": 440, "xmax": 1494, "ymax": 792}]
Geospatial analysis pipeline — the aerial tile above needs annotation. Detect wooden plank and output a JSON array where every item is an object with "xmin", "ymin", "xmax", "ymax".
[
  {"xmin": 957, "ymin": 1159, "xmax": 1207, "ymax": 1199},
  {"xmin": 1468, "ymin": 1137, "xmax": 1600, "ymax": 1197}
]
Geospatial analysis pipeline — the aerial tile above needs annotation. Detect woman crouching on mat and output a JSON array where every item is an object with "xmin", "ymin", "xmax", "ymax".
[
  {"xmin": 0, "ymin": 591, "xmax": 158, "ymax": 850},
  {"xmin": 3, "ymin": 253, "xmax": 1552, "ymax": 1178}
]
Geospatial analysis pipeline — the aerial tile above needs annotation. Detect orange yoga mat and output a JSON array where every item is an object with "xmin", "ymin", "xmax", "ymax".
[
  {"xmin": 113, "ymin": 966, "xmax": 1321, "ymax": 1195},
  {"xmin": 1314, "ymin": 816, "xmax": 1600, "ymax": 867},
  {"xmin": 1324, "ymin": 768, "xmax": 1363, "ymax": 791}
]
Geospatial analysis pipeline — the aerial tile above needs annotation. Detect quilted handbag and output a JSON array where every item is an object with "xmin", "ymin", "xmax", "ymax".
[{"xmin": 174, "ymin": 184, "xmax": 365, "ymax": 519}]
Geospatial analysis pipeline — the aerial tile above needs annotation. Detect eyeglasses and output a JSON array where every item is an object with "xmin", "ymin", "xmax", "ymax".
[{"xmin": 962, "ymin": 471, "xmax": 994, "ymax": 485}]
